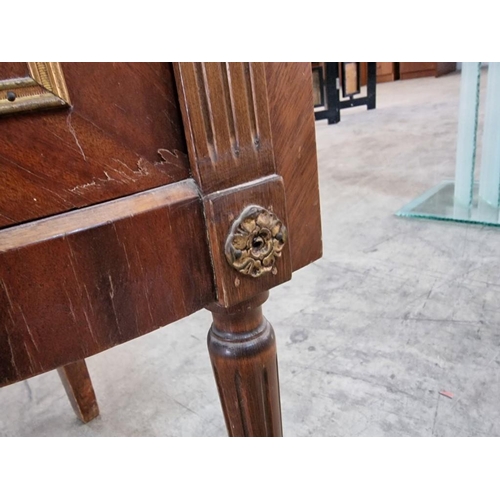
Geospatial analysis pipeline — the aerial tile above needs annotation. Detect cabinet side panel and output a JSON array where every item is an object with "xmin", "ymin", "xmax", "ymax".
[{"xmin": 265, "ymin": 63, "xmax": 322, "ymax": 271}]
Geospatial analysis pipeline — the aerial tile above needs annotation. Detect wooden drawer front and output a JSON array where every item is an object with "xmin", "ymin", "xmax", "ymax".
[
  {"xmin": 0, "ymin": 180, "xmax": 214, "ymax": 386},
  {"xmin": 0, "ymin": 63, "xmax": 190, "ymax": 230}
]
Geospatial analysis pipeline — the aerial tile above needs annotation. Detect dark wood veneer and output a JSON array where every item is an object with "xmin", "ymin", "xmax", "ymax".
[
  {"xmin": 207, "ymin": 292, "xmax": 282, "ymax": 436},
  {"xmin": 0, "ymin": 180, "xmax": 213, "ymax": 386},
  {"xmin": 265, "ymin": 63, "xmax": 322, "ymax": 271},
  {"xmin": 0, "ymin": 62, "xmax": 323, "ymax": 437},
  {"xmin": 0, "ymin": 63, "xmax": 189, "ymax": 229},
  {"xmin": 57, "ymin": 359, "xmax": 99, "ymax": 423}
]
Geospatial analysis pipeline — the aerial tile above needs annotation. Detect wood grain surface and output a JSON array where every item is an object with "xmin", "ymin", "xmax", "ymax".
[
  {"xmin": 0, "ymin": 180, "xmax": 214, "ymax": 387},
  {"xmin": 174, "ymin": 62, "xmax": 322, "ymax": 306},
  {"xmin": 265, "ymin": 62, "xmax": 323, "ymax": 272},
  {"xmin": 207, "ymin": 292, "xmax": 282, "ymax": 436},
  {"xmin": 57, "ymin": 359, "xmax": 99, "ymax": 423},
  {"xmin": 204, "ymin": 175, "xmax": 292, "ymax": 307},
  {"xmin": 0, "ymin": 63, "xmax": 323, "ymax": 437},
  {"xmin": 0, "ymin": 63, "xmax": 190, "ymax": 229},
  {"xmin": 174, "ymin": 62, "xmax": 275, "ymax": 194}
]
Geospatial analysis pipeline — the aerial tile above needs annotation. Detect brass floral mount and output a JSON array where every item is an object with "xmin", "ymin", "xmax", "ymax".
[{"xmin": 225, "ymin": 205, "xmax": 287, "ymax": 278}]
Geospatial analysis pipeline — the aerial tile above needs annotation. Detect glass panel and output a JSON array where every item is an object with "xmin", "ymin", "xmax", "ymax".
[
  {"xmin": 479, "ymin": 62, "xmax": 500, "ymax": 207},
  {"xmin": 454, "ymin": 62, "xmax": 481, "ymax": 207},
  {"xmin": 397, "ymin": 180, "xmax": 500, "ymax": 226},
  {"xmin": 397, "ymin": 63, "xmax": 500, "ymax": 226}
]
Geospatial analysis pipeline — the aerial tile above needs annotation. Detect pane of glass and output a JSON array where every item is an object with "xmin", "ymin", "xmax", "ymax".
[
  {"xmin": 454, "ymin": 62, "xmax": 481, "ymax": 207},
  {"xmin": 479, "ymin": 62, "xmax": 500, "ymax": 206},
  {"xmin": 397, "ymin": 180, "xmax": 500, "ymax": 226},
  {"xmin": 396, "ymin": 63, "xmax": 500, "ymax": 226}
]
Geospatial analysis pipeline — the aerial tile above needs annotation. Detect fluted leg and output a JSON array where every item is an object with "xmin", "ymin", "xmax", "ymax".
[
  {"xmin": 207, "ymin": 292, "xmax": 282, "ymax": 437},
  {"xmin": 57, "ymin": 359, "xmax": 99, "ymax": 423}
]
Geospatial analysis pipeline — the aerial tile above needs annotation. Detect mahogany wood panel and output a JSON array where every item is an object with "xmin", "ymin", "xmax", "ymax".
[
  {"xmin": 0, "ymin": 179, "xmax": 214, "ymax": 387},
  {"xmin": 61, "ymin": 63, "xmax": 188, "ymax": 164},
  {"xmin": 204, "ymin": 175, "xmax": 292, "ymax": 307},
  {"xmin": 174, "ymin": 62, "xmax": 275, "ymax": 194},
  {"xmin": 175, "ymin": 63, "xmax": 297, "ymax": 308},
  {"xmin": 400, "ymin": 62, "xmax": 436, "ymax": 74},
  {"xmin": 265, "ymin": 63, "xmax": 322, "ymax": 272},
  {"xmin": 0, "ymin": 63, "xmax": 323, "ymax": 436},
  {"xmin": 57, "ymin": 359, "xmax": 99, "ymax": 423},
  {"xmin": 1, "ymin": 63, "xmax": 29, "ymax": 80},
  {"xmin": 0, "ymin": 63, "xmax": 190, "ymax": 229},
  {"xmin": 207, "ymin": 292, "xmax": 282, "ymax": 436}
]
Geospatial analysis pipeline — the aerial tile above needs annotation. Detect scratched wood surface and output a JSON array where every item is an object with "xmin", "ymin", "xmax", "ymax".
[
  {"xmin": 0, "ymin": 62, "xmax": 323, "ymax": 418},
  {"xmin": 0, "ymin": 63, "xmax": 189, "ymax": 229},
  {"xmin": 0, "ymin": 180, "xmax": 214, "ymax": 386}
]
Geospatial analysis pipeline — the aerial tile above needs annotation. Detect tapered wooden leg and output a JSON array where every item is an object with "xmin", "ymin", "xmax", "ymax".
[
  {"xmin": 57, "ymin": 359, "xmax": 99, "ymax": 423},
  {"xmin": 207, "ymin": 292, "xmax": 282, "ymax": 437}
]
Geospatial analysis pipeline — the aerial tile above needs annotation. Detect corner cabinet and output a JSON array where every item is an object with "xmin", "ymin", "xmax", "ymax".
[{"xmin": 0, "ymin": 62, "xmax": 322, "ymax": 436}]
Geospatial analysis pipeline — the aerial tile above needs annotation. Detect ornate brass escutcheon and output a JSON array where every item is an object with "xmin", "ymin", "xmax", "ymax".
[{"xmin": 225, "ymin": 205, "xmax": 287, "ymax": 278}]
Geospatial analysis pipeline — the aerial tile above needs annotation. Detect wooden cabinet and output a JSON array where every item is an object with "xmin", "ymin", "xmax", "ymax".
[
  {"xmin": 376, "ymin": 62, "xmax": 397, "ymax": 83},
  {"xmin": 0, "ymin": 62, "xmax": 322, "ymax": 436},
  {"xmin": 399, "ymin": 62, "xmax": 456, "ymax": 79},
  {"xmin": 359, "ymin": 62, "xmax": 457, "ymax": 84},
  {"xmin": 357, "ymin": 62, "xmax": 396, "ymax": 84}
]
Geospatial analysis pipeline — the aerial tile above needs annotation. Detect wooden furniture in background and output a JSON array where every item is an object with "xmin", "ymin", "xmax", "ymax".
[
  {"xmin": 357, "ymin": 62, "xmax": 457, "ymax": 84},
  {"xmin": 376, "ymin": 62, "xmax": 397, "ymax": 83},
  {"xmin": 0, "ymin": 62, "xmax": 322, "ymax": 436},
  {"xmin": 312, "ymin": 63, "xmax": 324, "ymax": 107},
  {"xmin": 357, "ymin": 63, "xmax": 397, "ymax": 84},
  {"xmin": 399, "ymin": 62, "xmax": 456, "ymax": 80}
]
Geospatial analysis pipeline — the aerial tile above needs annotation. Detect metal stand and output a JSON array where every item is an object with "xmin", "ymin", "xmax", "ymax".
[{"xmin": 315, "ymin": 62, "xmax": 377, "ymax": 125}]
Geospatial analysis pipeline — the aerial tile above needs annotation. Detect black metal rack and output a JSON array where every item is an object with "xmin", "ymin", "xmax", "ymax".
[{"xmin": 314, "ymin": 62, "xmax": 377, "ymax": 125}]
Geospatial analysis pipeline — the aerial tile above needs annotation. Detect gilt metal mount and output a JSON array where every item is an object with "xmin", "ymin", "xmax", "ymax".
[
  {"xmin": 0, "ymin": 62, "xmax": 71, "ymax": 116},
  {"xmin": 225, "ymin": 205, "xmax": 287, "ymax": 278}
]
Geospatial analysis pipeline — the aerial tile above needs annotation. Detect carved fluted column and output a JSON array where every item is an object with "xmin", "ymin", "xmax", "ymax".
[{"xmin": 207, "ymin": 292, "xmax": 282, "ymax": 437}]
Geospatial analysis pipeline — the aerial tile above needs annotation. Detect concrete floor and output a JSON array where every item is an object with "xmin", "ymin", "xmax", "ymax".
[{"xmin": 2, "ymin": 70, "xmax": 500, "ymax": 436}]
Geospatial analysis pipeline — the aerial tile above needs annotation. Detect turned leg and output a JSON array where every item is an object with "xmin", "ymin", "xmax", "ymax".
[
  {"xmin": 57, "ymin": 359, "xmax": 99, "ymax": 423},
  {"xmin": 207, "ymin": 292, "xmax": 282, "ymax": 437}
]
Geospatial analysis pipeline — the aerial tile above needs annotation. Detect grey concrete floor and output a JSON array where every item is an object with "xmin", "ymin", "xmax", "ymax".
[{"xmin": 2, "ymin": 70, "xmax": 500, "ymax": 436}]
